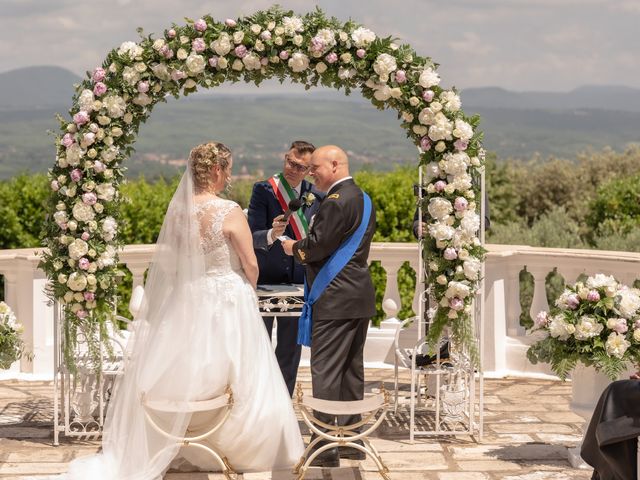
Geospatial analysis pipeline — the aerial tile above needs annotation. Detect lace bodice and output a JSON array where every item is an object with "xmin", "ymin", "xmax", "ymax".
[{"xmin": 195, "ymin": 197, "xmax": 242, "ymax": 275}]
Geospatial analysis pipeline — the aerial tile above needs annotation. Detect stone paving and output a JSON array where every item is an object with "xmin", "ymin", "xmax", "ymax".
[{"xmin": 0, "ymin": 368, "xmax": 593, "ymax": 479}]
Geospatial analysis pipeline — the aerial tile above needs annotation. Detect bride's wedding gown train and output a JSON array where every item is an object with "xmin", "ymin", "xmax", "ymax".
[{"xmin": 62, "ymin": 197, "xmax": 303, "ymax": 479}]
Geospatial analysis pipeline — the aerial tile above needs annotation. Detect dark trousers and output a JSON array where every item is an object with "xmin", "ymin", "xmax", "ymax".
[
  {"xmin": 263, "ymin": 315, "xmax": 302, "ymax": 397},
  {"xmin": 310, "ymin": 317, "xmax": 369, "ymax": 429}
]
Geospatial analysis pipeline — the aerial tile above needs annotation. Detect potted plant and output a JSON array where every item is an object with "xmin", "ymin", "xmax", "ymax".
[{"xmin": 0, "ymin": 302, "xmax": 27, "ymax": 369}]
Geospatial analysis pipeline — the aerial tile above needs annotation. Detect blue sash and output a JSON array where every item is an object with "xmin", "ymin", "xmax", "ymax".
[{"xmin": 297, "ymin": 192, "xmax": 372, "ymax": 346}]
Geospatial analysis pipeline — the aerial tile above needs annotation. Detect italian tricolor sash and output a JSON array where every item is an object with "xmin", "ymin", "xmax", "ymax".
[{"xmin": 267, "ymin": 173, "xmax": 309, "ymax": 240}]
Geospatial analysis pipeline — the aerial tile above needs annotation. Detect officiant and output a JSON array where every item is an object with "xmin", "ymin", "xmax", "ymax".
[{"xmin": 247, "ymin": 140, "xmax": 323, "ymax": 396}]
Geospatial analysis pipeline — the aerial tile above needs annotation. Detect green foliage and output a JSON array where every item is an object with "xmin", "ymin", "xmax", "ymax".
[
  {"xmin": 0, "ymin": 173, "xmax": 49, "ymax": 249},
  {"xmin": 588, "ymin": 173, "xmax": 640, "ymax": 237},
  {"xmin": 545, "ymin": 267, "xmax": 565, "ymax": 312},
  {"xmin": 519, "ymin": 267, "xmax": 534, "ymax": 328}
]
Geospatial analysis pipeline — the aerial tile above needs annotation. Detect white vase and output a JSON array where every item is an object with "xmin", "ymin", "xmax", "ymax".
[{"xmin": 567, "ymin": 363, "xmax": 631, "ymax": 468}]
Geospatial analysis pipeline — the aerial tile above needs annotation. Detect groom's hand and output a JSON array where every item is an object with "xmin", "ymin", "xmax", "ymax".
[{"xmin": 282, "ymin": 239, "xmax": 295, "ymax": 256}]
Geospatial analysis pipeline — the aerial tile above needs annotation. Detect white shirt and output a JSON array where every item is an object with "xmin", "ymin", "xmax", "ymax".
[
  {"xmin": 327, "ymin": 176, "xmax": 352, "ymax": 194},
  {"xmin": 267, "ymin": 183, "xmax": 301, "ymax": 245}
]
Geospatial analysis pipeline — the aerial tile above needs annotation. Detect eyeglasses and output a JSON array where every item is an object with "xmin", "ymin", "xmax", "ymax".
[{"xmin": 285, "ymin": 156, "xmax": 310, "ymax": 173}]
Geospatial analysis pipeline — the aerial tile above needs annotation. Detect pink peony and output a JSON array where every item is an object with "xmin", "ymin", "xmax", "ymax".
[
  {"xmin": 137, "ymin": 81, "xmax": 149, "ymax": 93},
  {"xmin": 93, "ymin": 82, "xmax": 107, "ymax": 96},
  {"xmin": 160, "ymin": 45, "xmax": 174, "ymax": 59},
  {"xmin": 534, "ymin": 311, "xmax": 549, "ymax": 328},
  {"xmin": 420, "ymin": 136, "xmax": 431, "ymax": 151},
  {"xmin": 395, "ymin": 70, "xmax": 407, "ymax": 83},
  {"xmin": 454, "ymin": 139, "xmax": 468, "ymax": 151},
  {"xmin": 225, "ymin": 19, "xmax": 237, "ymax": 27},
  {"xmin": 260, "ymin": 31, "xmax": 272, "ymax": 41},
  {"xmin": 422, "ymin": 90, "xmax": 435, "ymax": 102},
  {"xmin": 310, "ymin": 37, "xmax": 325, "ymax": 53},
  {"xmin": 82, "ymin": 192, "xmax": 97, "ymax": 205},
  {"xmin": 92, "ymin": 67, "xmax": 106, "ymax": 82},
  {"xmin": 449, "ymin": 297, "xmax": 464, "ymax": 311},
  {"xmin": 444, "ymin": 248, "xmax": 458, "ymax": 260},
  {"xmin": 83, "ymin": 291, "xmax": 95, "ymax": 302},
  {"xmin": 356, "ymin": 48, "xmax": 366, "ymax": 59},
  {"xmin": 194, "ymin": 19, "xmax": 207, "ymax": 32},
  {"xmin": 260, "ymin": 57, "xmax": 269, "ymax": 66},
  {"xmin": 73, "ymin": 111, "xmax": 90, "ymax": 126},
  {"xmin": 77, "ymin": 310, "xmax": 88, "ymax": 319},
  {"xmin": 93, "ymin": 161, "xmax": 106, "ymax": 173},
  {"xmin": 70, "ymin": 169, "xmax": 83, "ymax": 182},
  {"xmin": 566, "ymin": 294, "xmax": 580, "ymax": 310},
  {"xmin": 234, "ymin": 45, "xmax": 248, "ymax": 58},
  {"xmin": 325, "ymin": 52, "xmax": 338, "ymax": 64},
  {"xmin": 167, "ymin": 28, "xmax": 176, "ymax": 39},
  {"xmin": 62, "ymin": 133, "xmax": 75, "ymax": 148},
  {"xmin": 587, "ymin": 290, "xmax": 600, "ymax": 302},
  {"xmin": 192, "ymin": 37, "xmax": 206, "ymax": 53},
  {"xmin": 51, "ymin": 180, "xmax": 60, "ymax": 191},
  {"xmin": 170, "ymin": 70, "xmax": 186, "ymax": 81},
  {"xmin": 454, "ymin": 197, "xmax": 468, "ymax": 211},
  {"xmin": 78, "ymin": 258, "xmax": 90, "ymax": 270},
  {"xmin": 279, "ymin": 50, "xmax": 289, "ymax": 60},
  {"xmin": 434, "ymin": 180, "xmax": 447, "ymax": 192},
  {"xmin": 208, "ymin": 56, "xmax": 219, "ymax": 68},
  {"xmin": 612, "ymin": 319, "xmax": 629, "ymax": 334},
  {"xmin": 81, "ymin": 232, "xmax": 90, "ymax": 241}
]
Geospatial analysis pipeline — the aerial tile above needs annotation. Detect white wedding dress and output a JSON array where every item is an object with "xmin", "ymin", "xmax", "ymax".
[{"xmin": 56, "ymin": 169, "xmax": 303, "ymax": 479}]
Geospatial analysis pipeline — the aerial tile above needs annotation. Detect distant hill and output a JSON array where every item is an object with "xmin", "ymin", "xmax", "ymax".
[
  {"xmin": 0, "ymin": 66, "xmax": 81, "ymax": 110},
  {"xmin": 0, "ymin": 66, "xmax": 639, "ymax": 179}
]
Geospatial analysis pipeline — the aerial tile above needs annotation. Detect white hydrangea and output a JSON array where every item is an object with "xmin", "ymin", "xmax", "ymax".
[
  {"xmin": 441, "ymin": 152, "xmax": 470, "ymax": 177},
  {"xmin": 463, "ymin": 258, "xmax": 482, "ymax": 280},
  {"xmin": 428, "ymin": 222, "xmax": 455, "ymax": 242},
  {"xmin": 118, "ymin": 41, "xmax": 144, "ymax": 59},
  {"xmin": 122, "ymin": 66, "xmax": 140, "ymax": 86},
  {"xmin": 427, "ymin": 197, "xmax": 453, "ymax": 220},
  {"xmin": 574, "ymin": 316, "xmax": 604, "ymax": 340},
  {"xmin": 78, "ymin": 89, "xmax": 95, "ymax": 112},
  {"xmin": 102, "ymin": 217, "xmax": 118, "ymax": 241},
  {"xmin": 586, "ymin": 274, "xmax": 618, "ymax": 291},
  {"xmin": 97, "ymin": 245, "xmax": 117, "ymax": 268},
  {"xmin": 460, "ymin": 210, "xmax": 480, "ymax": 236},
  {"xmin": 419, "ymin": 67, "xmax": 440, "ymax": 88},
  {"xmin": 605, "ymin": 331, "xmax": 630, "ymax": 358},
  {"xmin": 440, "ymin": 90, "xmax": 461, "ymax": 112},
  {"xmin": 615, "ymin": 287, "xmax": 640, "ymax": 319},
  {"xmin": 282, "ymin": 16, "xmax": 304, "ymax": 35},
  {"xmin": 425, "ymin": 162, "xmax": 441, "ymax": 180},
  {"xmin": 151, "ymin": 63, "xmax": 171, "ymax": 81},
  {"xmin": 72, "ymin": 202, "xmax": 95, "ymax": 222},
  {"xmin": 453, "ymin": 119, "xmax": 474, "ymax": 142},
  {"xmin": 68, "ymin": 239, "xmax": 89, "ymax": 260},
  {"xmin": 96, "ymin": 183, "xmax": 115, "ymax": 202},
  {"xmin": 373, "ymin": 53, "xmax": 397, "ymax": 82},
  {"xmin": 102, "ymin": 95, "xmax": 127, "ymax": 118},
  {"xmin": 445, "ymin": 281, "xmax": 472, "ymax": 299},
  {"xmin": 66, "ymin": 144, "xmax": 83, "ymax": 166},
  {"xmin": 351, "ymin": 27, "xmax": 376, "ymax": 47},
  {"xmin": 428, "ymin": 113, "xmax": 454, "ymax": 142}
]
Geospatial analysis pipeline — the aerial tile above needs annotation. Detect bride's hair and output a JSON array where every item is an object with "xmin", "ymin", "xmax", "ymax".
[{"xmin": 189, "ymin": 142, "xmax": 232, "ymax": 190}]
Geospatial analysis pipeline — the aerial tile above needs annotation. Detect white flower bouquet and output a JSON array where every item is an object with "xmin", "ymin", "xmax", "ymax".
[{"xmin": 0, "ymin": 302, "xmax": 27, "ymax": 369}]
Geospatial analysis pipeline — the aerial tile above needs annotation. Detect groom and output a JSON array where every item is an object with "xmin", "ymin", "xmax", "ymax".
[
  {"xmin": 282, "ymin": 145, "xmax": 376, "ymax": 467},
  {"xmin": 247, "ymin": 140, "xmax": 322, "ymax": 396}
]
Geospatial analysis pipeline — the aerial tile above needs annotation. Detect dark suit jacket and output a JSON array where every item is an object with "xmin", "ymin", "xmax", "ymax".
[
  {"xmin": 293, "ymin": 178, "xmax": 376, "ymax": 321},
  {"xmin": 248, "ymin": 178, "xmax": 323, "ymax": 285},
  {"xmin": 581, "ymin": 379, "xmax": 640, "ymax": 480}
]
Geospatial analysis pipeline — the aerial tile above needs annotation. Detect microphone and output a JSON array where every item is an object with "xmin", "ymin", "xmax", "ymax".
[{"xmin": 282, "ymin": 198, "xmax": 303, "ymax": 222}]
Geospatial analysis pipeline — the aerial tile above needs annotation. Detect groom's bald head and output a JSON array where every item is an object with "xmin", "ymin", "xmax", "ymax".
[{"xmin": 309, "ymin": 145, "xmax": 350, "ymax": 192}]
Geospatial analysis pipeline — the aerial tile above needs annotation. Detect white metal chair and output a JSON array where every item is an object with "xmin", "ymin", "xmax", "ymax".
[
  {"xmin": 294, "ymin": 383, "xmax": 390, "ymax": 480},
  {"xmin": 142, "ymin": 386, "xmax": 236, "ymax": 479}
]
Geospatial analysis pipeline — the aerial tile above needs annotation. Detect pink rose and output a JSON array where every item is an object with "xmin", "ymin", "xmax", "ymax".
[
  {"xmin": 234, "ymin": 45, "xmax": 248, "ymax": 58},
  {"xmin": 566, "ymin": 294, "xmax": 580, "ymax": 310},
  {"xmin": 422, "ymin": 90, "xmax": 435, "ymax": 102},
  {"xmin": 612, "ymin": 320, "xmax": 629, "ymax": 334},
  {"xmin": 444, "ymin": 248, "xmax": 457, "ymax": 260},
  {"xmin": 587, "ymin": 290, "xmax": 600, "ymax": 302},
  {"xmin": 454, "ymin": 197, "xmax": 468, "ymax": 212},
  {"xmin": 225, "ymin": 19, "xmax": 237, "ymax": 27},
  {"xmin": 82, "ymin": 192, "xmax": 97, "ymax": 205},
  {"xmin": 192, "ymin": 37, "xmax": 206, "ymax": 53},
  {"xmin": 83, "ymin": 291, "xmax": 95, "ymax": 301},
  {"xmin": 395, "ymin": 70, "xmax": 407, "ymax": 83},
  {"xmin": 167, "ymin": 28, "xmax": 176, "ymax": 39},
  {"xmin": 137, "ymin": 81, "xmax": 149, "ymax": 93},
  {"xmin": 534, "ymin": 311, "xmax": 549, "ymax": 328},
  {"xmin": 51, "ymin": 180, "xmax": 60, "ymax": 191},
  {"xmin": 356, "ymin": 49, "xmax": 366, "ymax": 59},
  {"xmin": 62, "ymin": 133, "xmax": 75, "ymax": 148},
  {"xmin": 325, "ymin": 52, "xmax": 338, "ymax": 64},
  {"xmin": 160, "ymin": 45, "xmax": 174, "ymax": 59},
  {"xmin": 93, "ymin": 82, "xmax": 107, "ymax": 96},
  {"xmin": 420, "ymin": 136, "xmax": 431, "ymax": 151},
  {"xmin": 170, "ymin": 70, "xmax": 186, "ymax": 81},
  {"xmin": 434, "ymin": 180, "xmax": 447, "ymax": 192},
  {"xmin": 260, "ymin": 31, "xmax": 272, "ymax": 41},
  {"xmin": 81, "ymin": 232, "xmax": 90, "ymax": 241},
  {"xmin": 454, "ymin": 139, "xmax": 468, "ymax": 151},
  {"xmin": 73, "ymin": 111, "xmax": 90, "ymax": 126},
  {"xmin": 77, "ymin": 310, "xmax": 88, "ymax": 319},
  {"xmin": 92, "ymin": 67, "xmax": 106, "ymax": 82},
  {"xmin": 260, "ymin": 57, "xmax": 269, "ymax": 66},
  {"xmin": 279, "ymin": 50, "xmax": 289, "ymax": 60},
  {"xmin": 194, "ymin": 19, "xmax": 207, "ymax": 32},
  {"xmin": 70, "ymin": 169, "xmax": 83, "ymax": 182},
  {"xmin": 208, "ymin": 56, "xmax": 219, "ymax": 68},
  {"xmin": 78, "ymin": 258, "xmax": 90, "ymax": 270},
  {"xmin": 449, "ymin": 297, "xmax": 464, "ymax": 311},
  {"xmin": 93, "ymin": 161, "xmax": 106, "ymax": 173},
  {"xmin": 635, "ymin": 319, "xmax": 640, "ymax": 329}
]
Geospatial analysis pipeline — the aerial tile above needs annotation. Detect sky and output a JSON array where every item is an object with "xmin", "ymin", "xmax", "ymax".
[{"xmin": 1, "ymin": 0, "xmax": 639, "ymax": 92}]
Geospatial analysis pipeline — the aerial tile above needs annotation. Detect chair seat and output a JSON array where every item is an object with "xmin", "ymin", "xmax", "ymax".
[
  {"xmin": 301, "ymin": 394, "xmax": 385, "ymax": 415},
  {"xmin": 143, "ymin": 394, "xmax": 230, "ymax": 414}
]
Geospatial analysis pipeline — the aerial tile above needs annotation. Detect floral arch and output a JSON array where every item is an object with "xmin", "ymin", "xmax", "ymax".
[{"xmin": 41, "ymin": 7, "xmax": 485, "ymax": 364}]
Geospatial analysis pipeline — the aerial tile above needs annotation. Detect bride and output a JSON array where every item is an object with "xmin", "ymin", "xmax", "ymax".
[{"xmin": 63, "ymin": 142, "xmax": 304, "ymax": 479}]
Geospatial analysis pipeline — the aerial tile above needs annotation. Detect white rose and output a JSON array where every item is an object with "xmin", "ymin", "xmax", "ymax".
[
  {"xmin": 436, "ymin": 275, "xmax": 448, "ymax": 285},
  {"xmin": 435, "ymin": 141, "xmax": 447, "ymax": 153},
  {"xmin": 53, "ymin": 211, "xmax": 68, "ymax": 226},
  {"xmin": 413, "ymin": 125, "xmax": 428, "ymax": 136},
  {"xmin": 72, "ymin": 202, "xmax": 95, "ymax": 222},
  {"xmin": 185, "ymin": 53, "xmax": 206, "ymax": 74},
  {"xmin": 425, "ymin": 162, "xmax": 441, "ymax": 179},
  {"xmin": 102, "ymin": 95, "xmax": 126, "ymax": 118},
  {"xmin": 428, "ymin": 222, "xmax": 455, "ymax": 242},
  {"xmin": 122, "ymin": 66, "xmax": 140, "ymax": 85},
  {"xmin": 282, "ymin": 16, "xmax": 304, "ymax": 35},
  {"xmin": 242, "ymin": 52, "xmax": 262, "ymax": 71},
  {"xmin": 605, "ymin": 332, "xmax": 630, "ymax": 359},
  {"xmin": 419, "ymin": 67, "xmax": 441, "ymax": 88},
  {"xmin": 293, "ymin": 34, "xmax": 304, "ymax": 46},
  {"xmin": 315, "ymin": 62, "xmax": 328, "ymax": 73},
  {"xmin": 351, "ymin": 27, "xmax": 376, "ymax": 47},
  {"xmin": 232, "ymin": 59, "xmax": 244, "ymax": 71},
  {"xmin": 401, "ymin": 112, "xmax": 414, "ymax": 122},
  {"xmin": 427, "ymin": 197, "xmax": 453, "ymax": 221},
  {"xmin": 68, "ymin": 239, "xmax": 89, "ymax": 260},
  {"xmin": 67, "ymin": 272, "xmax": 88, "ymax": 292},
  {"xmin": 254, "ymin": 39, "xmax": 265, "ymax": 52},
  {"xmin": 373, "ymin": 53, "xmax": 397, "ymax": 82},
  {"xmin": 153, "ymin": 38, "xmax": 165, "ymax": 51},
  {"xmin": 217, "ymin": 57, "xmax": 228, "ymax": 69},
  {"xmin": 340, "ymin": 53, "xmax": 352, "ymax": 63},
  {"xmin": 250, "ymin": 24, "xmax": 262, "ymax": 34},
  {"xmin": 118, "ymin": 41, "xmax": 143, "ymax": 59},
  {"xmin": 288, "ymin": 52, "xmax": 310, "ymax": 72},
  {"xmin": 78, "ymin": 90, "xmax": 95, "ymax": 112},
  {"xmin": 101, "ymin": 146, "xmax": 119, "ymax": 164},
  {"xmin": 66, "ymin": 144, "xmax": 83, "ymax": 166},
  {"xmin": 634, "ymin": 329, "xmax": 640, "ymax": 342},
  {"xmin": 373, "ymin": 85, "xmax": 391, "ymax": 102},
  {"xmin": 409, "ymin": 96, "xmax": 420, "ymax": 107},
  {"xmin": 338, "ymin": 31, "xmax": 348, "ymax": 42},
  {"xmin": 274, "ymin": 26, "xmax": 285, "ymax": 36},
  {"xmin": 133, "ymin": 93, "xmax": 152, "ymax": 106},
  {"xmin": 233, "ymin": 31, "xmax": 245, "ymax": 44},
  {"xmin": 177, "ymin": 48, "xmax": 188, "ymax": 60}
]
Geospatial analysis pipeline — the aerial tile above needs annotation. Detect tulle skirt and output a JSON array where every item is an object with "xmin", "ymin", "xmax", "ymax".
[{"xmin": 59, "ymin": 271, "xmax": 303, "ymax": 479}]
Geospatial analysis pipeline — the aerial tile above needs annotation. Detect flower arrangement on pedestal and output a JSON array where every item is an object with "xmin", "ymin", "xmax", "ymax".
[
  {"xmin": 527, "ymin": 274, "xmax": 640, "ymax": 380},
  {"xmin": 0, "ymin": 302, "xmax": 27, "ymax": 369}
]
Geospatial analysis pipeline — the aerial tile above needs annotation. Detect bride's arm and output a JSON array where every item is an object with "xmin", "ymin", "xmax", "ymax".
[{"xmin": 223, "ymin": 206, "xmax": 259, "ymax": 288}]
